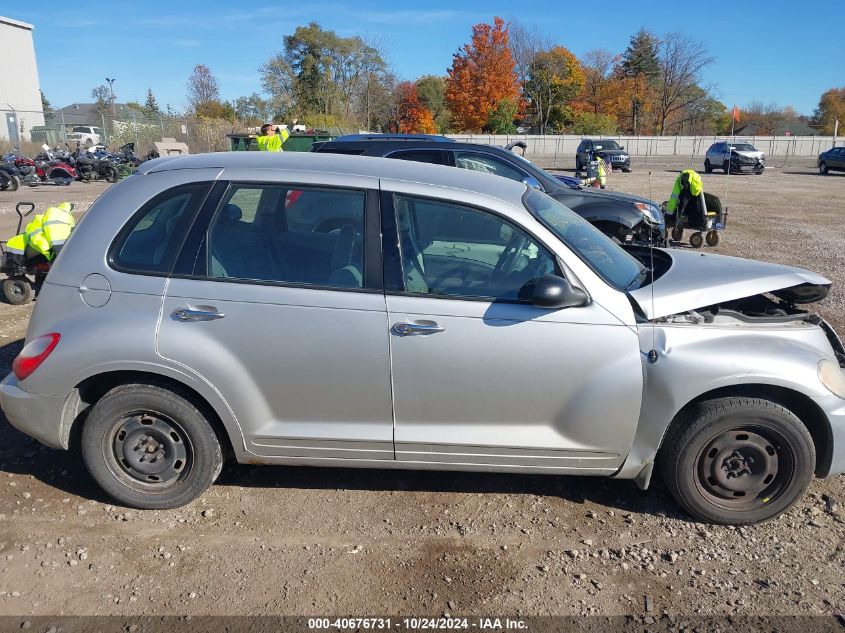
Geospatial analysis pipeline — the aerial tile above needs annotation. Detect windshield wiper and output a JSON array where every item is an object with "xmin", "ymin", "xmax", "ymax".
[{"xmin": 626, "ymin": 267, "xmax": 652, "ymax": 291}]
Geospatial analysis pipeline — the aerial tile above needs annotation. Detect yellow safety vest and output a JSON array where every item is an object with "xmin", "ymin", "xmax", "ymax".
[
  {"xmin": 667, "ymin": 169, "xmax": 703, "ymax": 214},
  {"xmin": 24, "ymin": 214, "xmax": 51, "ymax": 259},
  {"xmin": 41, "ymin": 206, "xmax": 76, "ymax": 255},
  {"xmin": 256, "ymin": 127, "xmax": 290, "ymax": 152},
  {"xmin": 4, "ymin": 233, "xmax": 27, "ymax": 266}
]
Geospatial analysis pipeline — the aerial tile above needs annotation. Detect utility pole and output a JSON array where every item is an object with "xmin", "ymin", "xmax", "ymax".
[
  {"xmin": 105, "ymin": 78, "xmax": 116, "ymax": 116},
  {"xmin": 834, "ymin": 118, "xmax": 839, "ymax": 149}
]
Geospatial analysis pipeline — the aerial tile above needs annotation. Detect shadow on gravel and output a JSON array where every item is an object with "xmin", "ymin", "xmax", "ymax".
[
  {"xmin": 0, "ymin": 336, "xmax": 684, "ymax": 520},
  {"xmin": 782, "ymin": 171, "xmax": 845, "ymax": 177}
]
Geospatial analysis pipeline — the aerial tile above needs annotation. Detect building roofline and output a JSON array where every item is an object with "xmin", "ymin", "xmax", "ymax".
[{"xmin": 0, "ymin": 15, "xmax": 35, "ymax": 30}]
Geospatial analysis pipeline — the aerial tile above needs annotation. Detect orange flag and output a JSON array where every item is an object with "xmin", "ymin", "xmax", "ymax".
[{"xmin": 731, "ymin": 106, "xmax": 741, "ymax": 123}]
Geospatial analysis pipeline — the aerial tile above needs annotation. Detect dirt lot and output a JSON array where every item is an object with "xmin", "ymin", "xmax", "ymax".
[{"xmin": 0, "ymin": 160, "xmax": 843, "ymax": 620}]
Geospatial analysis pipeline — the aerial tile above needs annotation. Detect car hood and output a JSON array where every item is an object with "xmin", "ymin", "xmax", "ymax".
[
  {"xmin": 732, "ymin": 149, "xmax": 764, "ymax": 160},
  {"xmin": 550, "ymin": 185, "xmax": 657, "ymax": 207},
  {"xmin": 594, "ymin": 149, "xmax": 628, "ymax": 156},
  {"xmin": 628, "ymin": 249, "xmax": 830, "ymax": 320}
]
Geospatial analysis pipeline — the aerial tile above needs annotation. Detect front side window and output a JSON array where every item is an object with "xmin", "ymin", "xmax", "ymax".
[
  {"xmin": 454, "ymin": 151, "xmax": 525, "ymax": 183},
  {"xmin": 205, "ymin": 184, "xmax": 365, "ymax": 289},
  {"xmin": 393, "ymin": 194, "xmax": 556, "ymax": 301},
  {"xmin": 111, "ymin": 183, "xmax": 210, "ymax": 274}
]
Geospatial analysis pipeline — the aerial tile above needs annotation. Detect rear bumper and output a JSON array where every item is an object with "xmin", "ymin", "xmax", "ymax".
[{"xmin": 0, "ymin": 372, "xmax": 67, "ymax": 449}]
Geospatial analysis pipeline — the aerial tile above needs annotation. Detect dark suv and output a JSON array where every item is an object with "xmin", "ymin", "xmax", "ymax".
[
  {"xmin": 818, "ymin": 146, "xmax": 845, "ymax": 175},
  {"xmin": 576, "ymin": 139, "xmax": 631, "ymax": 173},
  {"xmin": 312, "ymin": 136, "xmax": 663, "ymax": 245}
]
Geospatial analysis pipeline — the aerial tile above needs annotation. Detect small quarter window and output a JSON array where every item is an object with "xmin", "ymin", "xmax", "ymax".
[{"xmin": 111, "ymin": 183, "xmax": 211, "ymax": 274}]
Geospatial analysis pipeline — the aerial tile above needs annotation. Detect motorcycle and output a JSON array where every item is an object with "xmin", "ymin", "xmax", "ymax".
[
  {"xmin": 71, "ymin": 143, "xmax": 119, "ymax": 183},
  {"xmin": 16, "ymin": 145, "xmax": 77, "ymax": 186},
  {"xmin": 0, "ymin": 158, "xmax": 21, "ymax": 191}
]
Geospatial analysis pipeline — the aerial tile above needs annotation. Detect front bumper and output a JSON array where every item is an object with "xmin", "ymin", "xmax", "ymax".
[{"xmin": 0, "ymin": 372, "xmax": 67, "ymax": 449}]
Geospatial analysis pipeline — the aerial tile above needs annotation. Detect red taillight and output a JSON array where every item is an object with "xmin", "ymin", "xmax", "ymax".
[{"xmin": 12, "ymin": 333, "xmax": 61, "ymax": 381}]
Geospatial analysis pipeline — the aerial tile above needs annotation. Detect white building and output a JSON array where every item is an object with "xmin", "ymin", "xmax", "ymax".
[{"xmin": 0, "ymin": 16, "xmax": 45, "ymax": 143}]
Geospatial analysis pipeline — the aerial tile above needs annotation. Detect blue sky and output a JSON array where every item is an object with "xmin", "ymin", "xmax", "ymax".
[{"xmin": 10, "ymin": 0, "xmax": 841, "ymax": 116}]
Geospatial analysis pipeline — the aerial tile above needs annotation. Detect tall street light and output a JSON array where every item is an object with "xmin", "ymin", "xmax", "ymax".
[{"xmin": 105, "ymin": 77, "xmax": 116, "ymax": 116}]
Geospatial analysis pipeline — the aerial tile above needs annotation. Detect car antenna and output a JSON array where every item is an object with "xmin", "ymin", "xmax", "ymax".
[{"xmin": 647, "ymin": 170, "xmax": 658, "ymax": 364}]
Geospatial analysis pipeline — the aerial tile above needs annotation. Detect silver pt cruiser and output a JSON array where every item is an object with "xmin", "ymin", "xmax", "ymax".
[{"xmin": 2, "ymin": 152, "xmax": 844, "ymax": 524}]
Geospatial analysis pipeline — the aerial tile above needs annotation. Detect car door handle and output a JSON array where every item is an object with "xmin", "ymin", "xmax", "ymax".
[
  {"xmin": 392, "ymin": 321, "xmax": 445, "ymax": 336},
  {"xmin": 172, "ymin": 307, "xmax": 226, "ymax": 322}
]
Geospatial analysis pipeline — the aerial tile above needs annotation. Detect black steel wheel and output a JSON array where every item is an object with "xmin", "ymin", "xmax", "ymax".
[
  {"xmin": 660, "ymin": 397, "xmax": 814, "ymax": 524},
  {"xmin": 671, "ymin": 226, "xmax": 684, "ymax": 242},
  {"xmin": 82, "ymin": 384, "xmax": 223, "ymax": 509},
  {"xmin": 2, "ymin": 276, "xmax": 35, "ymax": 305}
]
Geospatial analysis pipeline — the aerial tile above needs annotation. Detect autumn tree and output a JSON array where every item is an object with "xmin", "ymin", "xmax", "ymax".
[
  {"xmin": 416, "ymin": 75, "xmax": 450, "ymax": 132},
  {"xmin": 619, "ymin": 29, "xmax": 660, "ymax": 134},
  {"xmin": 654, "ymin": 33, "xmax": 714, "ymax": 134},
  {"xmin": 91, "ymin": 84, "xmax": 112, "ymax": 114},
  {"xmin": 394, "ymin": 81, "xmax": 437, "ymax": 134},
  {"xmin": 524, "ymin": 46, "xmax": 584, "ymax": 133},
  {"xmin": 578, "ymin": 49, "xmax": 628, "ymax": 119},
  {"xmin": 814, "ymin": 87, "xmax": 845, "ymax": 135},
  {"xmin": 445, "ymin": 17, "xmax": 520, "ymax": 132},
  {"xmin": 186, "ymin": 64, "xmax": 221, "ymax": 116}
]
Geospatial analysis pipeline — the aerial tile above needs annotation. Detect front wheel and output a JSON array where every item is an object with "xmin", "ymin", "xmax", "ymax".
[
  {"xmin": 722, "ymin": 160, "xmax": 731, "ymax": 174},
  {"xmin": 704, "ymin": 159, "xmax": 712, "ymax": 173},
  {"xmin": 659, "ymin": 397, "xmax": 815, "ymax": 524},
  {"xmin": 2, "ymin": 276, "xmax": 35, "ymax": 305},
  {"xmin": 1, "ymin": 175, "xmax": 20, "ymax": 191},
  {"xmin": 575, "ymin": 157, "xmax": 582, "ymax": 173},
  {"xmin": 671, "ymin": 225, "xmax": 684, "ymax": 242},
  {"xmin": 103, "ymin": 165, "xmax": 119, "ymax": 183},
  {"xmin": 82, "ymin": 384, "xmax": 223, "ymax": 509},
  {"xmin": 819, "ymin": 161, "xmax": 828, "ymax": 175}
]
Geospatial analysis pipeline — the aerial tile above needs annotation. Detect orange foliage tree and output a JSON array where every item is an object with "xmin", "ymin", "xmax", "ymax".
[
  {"xmin": 395, "ymin": 82, "xmax": 438, "ymax": 134},
  {"xmin": 445, "ymin": 17, "xmax": 520, "ymax": 132}
]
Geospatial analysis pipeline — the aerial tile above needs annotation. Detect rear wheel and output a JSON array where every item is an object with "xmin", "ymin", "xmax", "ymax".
[
  {"xmin": 1, "ymin": 175, "xmax": 20, "ymax": 191},
  {"xmin": 575, "ymin": 157, "xmax": 582, "ymax": 173},
  {"xmin": 671, "ymin": 226, "xmax": 684, "ymax": 242},
  {"xmin": 819, "ymin": 161, "xmax": 828, "ymax": 175},
  {"xmin": 82, "ymin": 384, "xmax": 223, "ymax": 509},
  {"xmin": 103, "ymin": 165, "xmax": 119, "ymax": 183},
  {"xmin": 2, "ymin": 276, "xmax": 35, "ymax": 305},
  {"xmin": 689, "ymin": 231, "xmax": 704, "ymax": 248},
  {"xmin": 660, "ymin": 397, "xmax": 814, "ymax": 524},
  {"xmin": 704, "ymin": 159, "xmax": 712, "ymax": 173}
]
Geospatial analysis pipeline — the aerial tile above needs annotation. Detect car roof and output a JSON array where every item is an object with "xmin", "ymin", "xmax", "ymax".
[
  {"xmin": 317, "ymin": 137, "xmax": 516, "ymax": 155},
  {"xmin": 333, "ymin": 133, "xmax": 454, "ymax": 142},
  {"xmin": 135, "ymin": 150, "xmax": 529, "ymax": 208}
]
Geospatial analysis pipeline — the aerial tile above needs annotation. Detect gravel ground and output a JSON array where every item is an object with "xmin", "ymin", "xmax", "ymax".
[{"xmin": 0, "ymin": 159, "xmax": 843, "ymax": 619}]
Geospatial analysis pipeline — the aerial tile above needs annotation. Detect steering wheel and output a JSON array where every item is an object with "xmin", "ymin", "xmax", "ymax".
[{"xmin": 492, "ymin": 233, "xmax": 527, "ymax": 280}]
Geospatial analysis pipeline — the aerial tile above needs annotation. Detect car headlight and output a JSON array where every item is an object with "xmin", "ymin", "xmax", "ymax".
[
  {"xmin": 818, "ymin": 359, "xmax": 845, "ymax": 399},
  {"xmin": 635, "ymin": 203, "xmax": 663, "ymax": 225}
]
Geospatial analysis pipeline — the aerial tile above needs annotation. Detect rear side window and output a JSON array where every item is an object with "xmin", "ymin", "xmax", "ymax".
[
  {"xmin": 110, "ymin": 183, "xmax": 210, "ymax": 274},
  {"xmin": 387, "ymin": 149, "xmax": 448, "ymax": 165}
]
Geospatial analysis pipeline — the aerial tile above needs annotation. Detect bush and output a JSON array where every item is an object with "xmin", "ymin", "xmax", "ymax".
[{"xmin": 568, "ymin": 112, "xmax": 618, "ymax": 135}]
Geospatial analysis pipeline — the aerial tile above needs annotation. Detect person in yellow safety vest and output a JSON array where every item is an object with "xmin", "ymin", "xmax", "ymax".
[
  {"xmin": 666, "ymin": 169, "xmax": 704, "ymax": 227},
  {"xmin": 256, "ymin": 120, "xmax": 298, "ymax": 152},
  {"xmin": 597, "ymin": 158, "xmax": 608, "ymax": 189},
  {"xmin": 40, "ymin": 203, "xmax": 76, "ymax": 258}
]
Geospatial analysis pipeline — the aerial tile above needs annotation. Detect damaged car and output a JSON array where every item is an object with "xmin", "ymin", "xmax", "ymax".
[
  {"xmin": 1, "ymin": 152, "xmax": 843, "ymax": 524},
  {"xmin": 705, "ymin": 141, "xmax": 766, "ymax": 175}
]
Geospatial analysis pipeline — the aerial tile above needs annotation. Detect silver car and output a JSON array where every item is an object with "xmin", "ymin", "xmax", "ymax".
[{"xmin": 2, "ymin": 152, "xmax": 844, "ymax": 524}]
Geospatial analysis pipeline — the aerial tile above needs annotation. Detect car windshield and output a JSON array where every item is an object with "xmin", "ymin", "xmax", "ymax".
[
  {"xmin": 593, "ymin": 141, "xmax": 621, "ymax": 150},
  {"xmin": 523, "ymin": 189, "xmax": 646, "ymax": 291},
  {"xmin": 71, "ymin": 127, "xmax": 89, "ymax": 133},
  {"xmin": 731, "ymin": 144, "xmax": 756, "ymax": 151}
]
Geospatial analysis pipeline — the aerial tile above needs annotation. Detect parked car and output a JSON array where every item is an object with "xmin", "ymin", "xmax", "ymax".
[
  {"xmin": 65, "ymin": 125, "xmax": 104, "ymax": 148},
  {"xmin": 313, "ymin": 136, "xmax": 664, "ymax": 245},
  {"xmin": 2, "ymin": 152, "xmax": 844, "ymax": 524},
  {"xmin": 705, "ymin": 142, "xmax": 765, "ymax": 174},
  {"xmin": 818, "ymin": 146, "xmax": 845, "ymax": 175},
  {"xmin": 575, "ymin": 139, "xmax": 631, "ymax": 172}
]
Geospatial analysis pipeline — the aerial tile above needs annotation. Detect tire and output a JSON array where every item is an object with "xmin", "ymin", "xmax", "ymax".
[
  {"xmin": 689, "ymin": 232, "xmax": 704, "ymax": 248},
  {"xmin": 704, "ymin": 159, "xmax": 712, "ymax": 173},
  {"xmin": 705, "ymin": 230, "xmax": 720, "ymax": 247},
  {"xmin": 82, "ymin": 384, "xmax": 223, "ymax": 509},
  {"xmin": 754, "ymin": 166, "xmax": 764, "ymax": 175},
  {"xmin": 103, "ymin": 165, "xmax": 119, "ymax": 183},
  {"xmin": 819, "ymin": 161, "xmax": 828, "ymax": 175},
  {"xmin": 622, "ymin": 167, "xmax": 632, "ymax": 173},
  {"xmin": 659, "ymin": 397, "xmax": 815, "ymax": 524},
  {"xmin": 671, "ymin": 226, "xmax": 684, "ymax": 242},
  {"xmin": 1, "ymin": 175, "xmax": 20, "ymax": 191},
  {"xmin": 722, "ymin": 160, "xmax": 731, "ymax": 174},
  {"xmin": 2, "ymin": 276, "xmax": 35, "ymax": 305},
  {"xmin": 575, "ymin": 157, "xmax": 582, "ymax": 173}
]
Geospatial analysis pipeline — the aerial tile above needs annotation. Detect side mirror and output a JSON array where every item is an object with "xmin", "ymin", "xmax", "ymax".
[
  {"xmin": 527, "ymin": 274, "xmax": 589, "ymax": 309},
  {"xmin": 521, "ymin": 175, "xmax": 543, "ymax": 191},
  {"xmin": 620, "ymin": 146, "xmax": 625, "ymax": 150}
]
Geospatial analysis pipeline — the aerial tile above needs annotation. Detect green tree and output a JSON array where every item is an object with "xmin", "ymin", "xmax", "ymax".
[
  {"xmin": 813, "ymin": 87, "xmax": 845, "ymax": 134},
  {"xmin": 40, "ymin": 90, "xmax": 53, "ymax": 121},
  {"xmin": 621, "ymin": 29, "xmax": 660, "ymax": 81},
  {"xmin": 569, "ymin": 112, "xmax": 618, "ymax": 135},
  {"xmin": 91, "ymin": 84, "xmax": 112, "ymax": 114},
  {"xmin": 144, "ymin": 88, "xmax": 161, "ymax": 116},
  {"xmin": 524, "ymin": 46, "xmax": 584, "ymax": 134},
  {"xmin": 486, "ymin": 98, "xmax": 518, "ymax": 133},
  {"xmin": 415, "ymin": 75, "xmax": 450, "ymax": 132}
]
